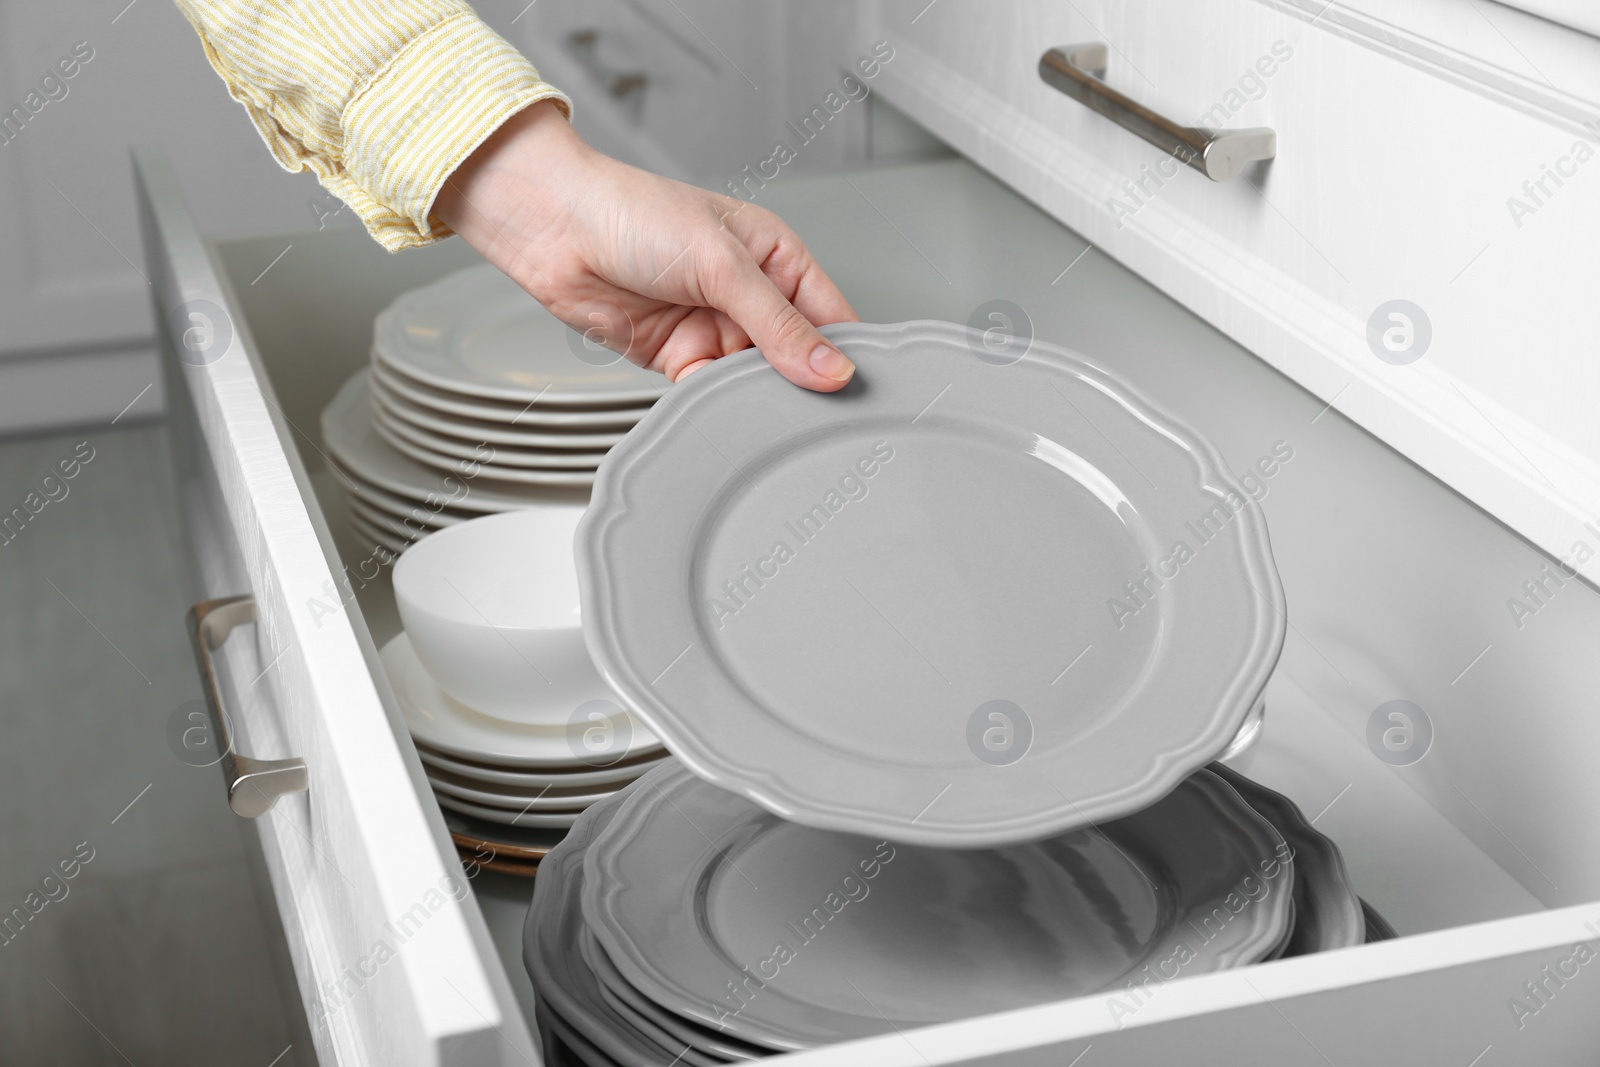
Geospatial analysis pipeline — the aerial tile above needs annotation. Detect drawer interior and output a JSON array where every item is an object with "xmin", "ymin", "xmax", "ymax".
[{"xmin": 209, "ymin": 158, "xmax": 1599, "ymax": 1050}]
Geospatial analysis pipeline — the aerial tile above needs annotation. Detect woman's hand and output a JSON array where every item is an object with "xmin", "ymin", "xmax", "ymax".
[{"xmin": 433, "ymin": 100, "xmax": 858, "ymax": 391}]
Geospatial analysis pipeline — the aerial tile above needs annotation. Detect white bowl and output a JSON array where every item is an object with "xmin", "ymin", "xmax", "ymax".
[{"xmin": 393, "ymin": 506, "xmax": 606, "ymax": 724}]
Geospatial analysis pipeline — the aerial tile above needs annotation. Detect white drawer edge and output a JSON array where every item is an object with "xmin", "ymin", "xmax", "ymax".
[
  {"xmin": 251, "ymin": 798, "xmax": 373, "ymax": 1066},
  {"xmin": 772, "ymin": 902, "xmax": 1600, "ymax": 1065},
  {"xmin": 136, "ymin": 151, "xmax": 534, "ymax": 1066},
  {"xmin": 193, "ymin": 243, "xmax": 523, "ymax": 1067},
  {"xmin": 867, "ymin": 30, "xmax": 1600, "ymax": 587}
]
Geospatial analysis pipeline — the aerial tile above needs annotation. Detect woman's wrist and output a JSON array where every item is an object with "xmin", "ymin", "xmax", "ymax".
[
  {"xmin": 429, "ymin": 95, "xmax": 858, "ymax": 391},
  {"xmin": 434, "ymin": 99, "xmax": 590, "ymax": 256}
]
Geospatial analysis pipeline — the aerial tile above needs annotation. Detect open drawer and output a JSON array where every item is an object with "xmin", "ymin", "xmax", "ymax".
[{"xmin": 139, "ymin": 150, "xmax": 1600, "ymax": 1065}]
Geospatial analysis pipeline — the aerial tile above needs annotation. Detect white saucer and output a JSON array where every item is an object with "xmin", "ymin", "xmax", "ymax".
[
  {"xmin": 380, "ymin": 632, "xmax": 662, "ymax": 768},
  {"xmin": 424, "ymin": 765, "xmax": 618, "ymax": 810},
  {"xmin": 417, "ymin": 743, "xmax": 670, "ymax": 788},
  {"xmin": 434, "ymin": 792, "xmax": 582, "ymax": 828}
]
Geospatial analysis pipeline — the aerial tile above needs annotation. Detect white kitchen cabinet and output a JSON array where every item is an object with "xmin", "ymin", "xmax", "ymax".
[
  {"xmin": 0, "ymin": 0, "xmax": 334, "ymax": 432},
  {"xmin": 142, "ymin": 127, "xmax": 1600, "ymax": 1062},
  {"xmin": 1496, "ymin": 0, "xmax": 1600, "ymax": 37},
  {"xmin": 865, "ymin": 0, "xmax": 1600, "ymax": 588},
  {"xmin": 502, "ymin": 0, "xmax": 878, "ymax": 186}
]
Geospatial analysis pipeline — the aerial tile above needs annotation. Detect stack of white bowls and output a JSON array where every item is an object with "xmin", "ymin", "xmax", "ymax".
[{"xmin": 387, "ymin": 507, "xmax": 666, "ymax": 875}]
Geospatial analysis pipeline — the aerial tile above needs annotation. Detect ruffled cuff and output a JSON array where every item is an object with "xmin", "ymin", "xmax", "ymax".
[{"xmin": 336, "ymin": 12, "xmax": 570, "ymax": 250}]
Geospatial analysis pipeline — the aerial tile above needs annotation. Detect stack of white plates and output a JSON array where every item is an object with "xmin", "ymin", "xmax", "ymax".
[
  {"xmin": 322, "ymin": 370, "xmax": 591, "ymax": 554},
  {"xmin": 322, "ymin": 264, "xmax": 669, "ymax": 553},
  {"xmin": 379, "ymin": 505, "xmax": 665, "ymax": 874},
  {"xmin": 368, "ymin": 265, "xmax": 665, "ymax": 486},
  {"xmin": 381, "ymin": 632, "xmax": 667, "ymax": 875},
  {"xmin": 527, "ymin": 762, "xmax": 1371, "ymax": 1063}
]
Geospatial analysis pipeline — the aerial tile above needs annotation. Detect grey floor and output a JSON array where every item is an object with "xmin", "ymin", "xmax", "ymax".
[{"xmin": 0, "ymin": 422, "xmax": 297, "ymax": 1064}]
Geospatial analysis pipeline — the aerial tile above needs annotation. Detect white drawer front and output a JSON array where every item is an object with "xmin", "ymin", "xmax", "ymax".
[
  {"xmin": 136, "ymin": 153, "xmax": 535, "ymax": 1067},
  {"xmin": 866, "ymin": 0, "xmax": 1600, "ymax": 588}
]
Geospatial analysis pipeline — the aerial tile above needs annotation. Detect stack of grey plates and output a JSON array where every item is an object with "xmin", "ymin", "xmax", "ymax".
[{"xmin": 526, "ymin": 761, "xmax": 1375, "ymax": 1064}]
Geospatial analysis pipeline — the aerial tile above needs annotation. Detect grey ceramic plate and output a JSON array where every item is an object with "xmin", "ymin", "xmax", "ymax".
[
  {"xmin": 578, "ymin": 320, "xmax": 1287, "ymax": 847},
  {"xmin": 1362, "ymin": 898, "xmax": 1399, "ymax": 942},
  {"xmin": 374, "ymin": 265, "xmax": 669, "ymax": 407},
  {"xmin": 1209, "ymin": 763, "xmax": 1364, "ymax": 955},
  {"xmin": 582, "ymin": 928, "xmax": 766, "ymax": 1062},
  {"xmin": 582, "ymin": 763, "xmax": 1292, "ymax": 1050},
  {"xmin": 1262, "ymin": 898, "xmax": 1297, "ymax": 962},
  {"xmin": 526, "ymin": 787, "xmax": 717, "ymax": 1067},
  {"xmin": 380, "ymin": 633, "xmax": 663, "ymax": 769},
  {"xmin": 579, "ymin": 932, "xmax": 752, "ymax": 1065},
  {"xmin": 536, "ymin": 1002, "xmax": 621, "ymax": 1067}
]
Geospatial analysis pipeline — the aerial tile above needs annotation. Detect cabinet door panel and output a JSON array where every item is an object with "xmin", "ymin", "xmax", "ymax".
[{"xmin": 866, "ymin": 0, "xmax": 1600, "ymax": 585}]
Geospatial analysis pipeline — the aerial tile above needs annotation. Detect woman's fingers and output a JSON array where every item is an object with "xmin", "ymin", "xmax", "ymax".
[
  {"xmin": 787, "ymin": 260, "xmax": 860, "ymax": 332},
  {"xmin": 701, "ymin": 240, "xmax": 856, "ymax": 391},
  {"xmin": 643, "ymin": 305, "xmax": 749, "ymax": 382},
  {"xmin": 757, "ymin": 231, "xmax": 860, "ymax": 331}
]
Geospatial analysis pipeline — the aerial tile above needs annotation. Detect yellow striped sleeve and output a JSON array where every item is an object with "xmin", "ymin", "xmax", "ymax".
[{"xmin": 173, "ymin": 0, "xmax": 570, "ymax": 251}]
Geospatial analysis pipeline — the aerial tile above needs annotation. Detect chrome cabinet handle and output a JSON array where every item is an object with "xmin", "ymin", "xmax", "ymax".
[
  {"xmin": 1038, "ymin": 44, "xmax": 1275, "ymax": 182},
  {"xmin": 187, "ymin": 595, "xmax": 308, "ymax": 818}
]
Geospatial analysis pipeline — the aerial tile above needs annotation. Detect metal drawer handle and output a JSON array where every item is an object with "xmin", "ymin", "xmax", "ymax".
[
  {"xmin": 1039, "ymin": 44, "xmax": 1275, "ymax": 182},
  {"xmin": 187, "ymin": 595, "xmax": 308, "ymax": 818}
]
